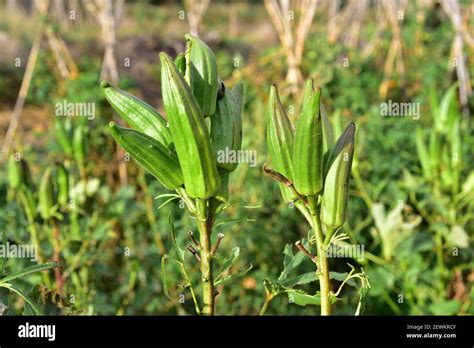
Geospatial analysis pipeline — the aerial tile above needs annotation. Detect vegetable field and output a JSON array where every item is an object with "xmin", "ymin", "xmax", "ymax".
[{"xmin": 0, "ymin": 0, "xmax": 473, "ymax": 317}]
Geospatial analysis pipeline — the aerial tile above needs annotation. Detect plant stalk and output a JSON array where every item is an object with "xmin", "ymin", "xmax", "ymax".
[
  {"xmin": 19, "ymin": 191, "xmax": 44, "ymax": 264},
  {"xmin": 196, "ymin": 198, "xmax": 215, "ymax": 315},
  {"xmin": 259, "ymin": 295, "xmax": 272, "ymax": 316},
  {"xmin": 308, "ymin": 197, "xmax": 331, "ymax": 316},
  {"xmin": 51, "ymin": 219, "xmax": 64, "ymax": 295}
]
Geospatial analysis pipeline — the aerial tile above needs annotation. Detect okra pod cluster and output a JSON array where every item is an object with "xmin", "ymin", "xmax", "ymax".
[
  {"xmin": 103, "ymin": 34, "xmax": 245, "ymax": 316},
  {"xmin": 266, "ymin": 80, "xmax": 355, "ymax": 229},
  {"xmin": 38, "ymin": 164, "xmax": 72, "ymax": 219},
  {"xmin": 103, "ymin": 34, "xmax": 244, "ymax": 201},
  {"xmin": 7, "ymin": 154, "xmax": 72, "ymax": 220},
  {"xmin": 415, "ymin": 85, "xmax": 462, "ymax": 192}
]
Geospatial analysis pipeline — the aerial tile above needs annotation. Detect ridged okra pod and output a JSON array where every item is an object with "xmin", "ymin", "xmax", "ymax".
[
  {"xmin": 321, "ymin": 123, "xmax": 356, "ymax": 228},
  {"xmin": 109, "ymin": 122, "xmax": 184, "ymax": 190},
  {"xmin": 101, "ymin": 81, "xmax": 173, "ymax": 148},
  {"xmin": 211, "ymin": 87, "xmax": 242, "ymax": 172},
  {"xmin": 292, "ymin": 79, "xmax": 323, "ymax": 196},
  {"xmin": 185, "ymin": 34, "xmax": 219, "ymax": 117},
  {"xmin": 160, "ymin": 52, "xmax": 220, "ymax": 199},
  {"xmin": 266, "ymin": 84, "xmax": 296, "ymax": 203}
]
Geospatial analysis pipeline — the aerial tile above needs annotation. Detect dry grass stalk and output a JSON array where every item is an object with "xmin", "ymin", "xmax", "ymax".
[
  {"xmin": 264, "ymin": 0, "xmax": 318, "ymax": 88},
  {"xmin": 379, "ymin": 0, "xmax": 407, "ymax": 99},
  {"xmin": 1, "ymin": 29, "xmax": 43, "ymax": 159},
  {"xmin": 84, "ymin": 0, "xmax": 128, "ymax": 185},
  {"xmin": 2, "ymin": 0, "xmax": 79, "ymax": 159},
  {"xmin": 327, "ymin": 0, "xmax": 369, "ymax": 48},
  {"xmin": 184, "ymin": 0, "xmax": 211, "ymax": 37},
  {"xmin": 441, "ymin": 0, "xmax": 472, "ymax": 116}
]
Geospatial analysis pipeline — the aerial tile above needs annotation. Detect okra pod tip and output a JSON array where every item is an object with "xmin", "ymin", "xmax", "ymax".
[{"xmin": 100, "ymin": 80, "xmax": 112, "ymax": 89}]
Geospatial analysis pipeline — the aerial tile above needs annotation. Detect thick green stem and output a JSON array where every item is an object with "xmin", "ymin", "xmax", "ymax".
[
  {"xmin": 196, "ymin": 198, "xmax": 215, "ymax": 316},
  {"xmin": 308, "ymin": 198, "xmax": 331, "ymax": 316},
  {"xmin": 259, "ymin": 295, "xmax": 273, "ymax": 316}
]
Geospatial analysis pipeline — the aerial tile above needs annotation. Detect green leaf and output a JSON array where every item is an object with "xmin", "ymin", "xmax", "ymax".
[
  {"xmin": 263, "ymin": 278, "xmax": 321, "ymax": 307},
  {"xmin": 282, "ymin": 272, "xmax": 318, "ymax": 287},
  {"xmin": 429, "ymin": 87, "xmax": 440, "ymax": 128},
  {"xmin": 157, "ymin": 196, "xmax": 180, "ymax": 210},
  {"xmin": 278, "ymin": 240, "xmax": 308, "ymax": 282},
  {"xmin": 438, "ymin": 83, "xmax": 458, "ymax": 132},
  {"xmin": 355, "ymin": 287, "xmax": 370, "ymax": 316},
  {"xmin": 263, "ymin": 278, "xmax": 286, "ymax": 297},
  {"xmin": 429, "ymin": 300, "xmax": 461, "ymax": 315},
  {"xmin": 0, "ymin": 232, "xmax": 7, "ymax": 277},
  {"xmin": 214, "ymin": 218, "xmax": 256, "ymax": 228},
  {"xmin": 25, "ymin": 285, "xmax": 71, "ymax": 315},
  {"xmin": 330, "ymin": 271, "xmax": 357, "ymax": 287},
  {"xmin": 215, "ymin": 247, "xmax": 240, "ymax": 282},
  {"xmin": 450, "ymin": 225, "xmax": 469, "ymax": 248},
  {"xmin": 367, "ymin": 267, "xmax": 394, "ymax": 296},
  {"xmin": 0, "ymin": 262, "xmax": 59, "ymax": 285},
  {"xmin": 287, "ymin": 289, "xmax": 321, "ymax": 306},
  {"xmin": 0, "ymin": 284, "xmax": 43, "ymax": 315},
  {"xmin": 214, "ymin": 264, "xmax": 253, "ymax": 286},
  {"xmin": 168, "ymin": 216, "xmax": 185, "ymax": 262},
  {"xmin": 161, "ymin": 256, "xmax": 176, "ymax": 302},
  {"xmin": 0, "ymin": 287, "xmax": 9, "ymax": 315},
  {"xmin": 461, "ymin": 172, "xmax": 474, "ymax": 197}
]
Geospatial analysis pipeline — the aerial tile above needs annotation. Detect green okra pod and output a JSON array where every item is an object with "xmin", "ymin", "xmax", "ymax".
[
  {"xmin": 211, "ymin": 87, "xmax": 242, "ymax": 172},
  {"xmin": 266, "ymin": 84, "xmax": 296, "ymax": 203},
  {"xmin": 231, "ymin": 82, "xmax": 245, "ymax": 118},
  {"xmin": 321, "ymin": 123, "xmax": 356, "ymax": 229},
  {"xmin": 73, "ymin": 124, "xmax": 86, "ymax": 162},
  {"xmin": 109, "ymin": 122, "xmax": 184, "ymax": 191},
  {"xmin": 39, "ymin": 167, "xmax": 54, "ymax": 220},
  {"xmin": 54, "ymin": 118, "xmax": 73, "ymax": 156},
  {"xmin": 185, "ymin": 34, "xmax": 219, "ymax": 117},
  {"xmin": 293, "ymin": 79, "xmax": 323, "ymax": 196},
  {"xmin": 7, "ymin": 154, "xmax": 23, "ymax": 190},
  {"xmin": 175, "ymin": 52, "xmax": 186, "ymax": 76},
  {"xmin": 160, "ymin": 52, "xmax": 220, "ymax": 199},
  {"xmin": 101, "ymin": 81, "xmax": 173, "ymax": 148},
  {"xmin": 56, "ymin": 164, "xmax": 69, "ymax": 206}
]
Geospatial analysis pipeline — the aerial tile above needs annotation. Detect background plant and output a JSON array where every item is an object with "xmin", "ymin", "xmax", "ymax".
[
  {"xmin": 0, "ymin": 0, "xmax": 471, "ymax": 316},
  {"xmin": 263, "ymin": 80, "xmax": 369, "ymax": 315}
]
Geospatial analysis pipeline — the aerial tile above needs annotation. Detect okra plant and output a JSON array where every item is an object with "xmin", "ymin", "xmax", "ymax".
[
  {"xmin": 103, "ymin": 35, "xmax": 244, "ymax": 315},
  {"xmin": 264, "ymin": 80, "xmax": 368, "ymax": 315},
  {"xmin": 410, "ymin": 84, "xmax": 473, "ymax": 284},
  {"xmin": 7, "ymin": 155, "xmax": 74, "ymax": 295}
]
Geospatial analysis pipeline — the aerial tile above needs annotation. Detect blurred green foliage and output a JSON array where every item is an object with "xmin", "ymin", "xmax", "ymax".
[{"xmin": 0, "ymin": 1, "xmax": 472, "ymax": 316}]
